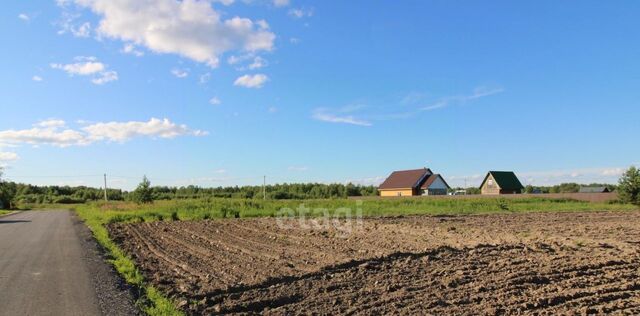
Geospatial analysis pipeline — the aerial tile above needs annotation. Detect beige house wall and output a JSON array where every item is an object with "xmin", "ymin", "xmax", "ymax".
[{"xmin": 481, "ymin": 174, "xmax": 501, "ymax": 195}]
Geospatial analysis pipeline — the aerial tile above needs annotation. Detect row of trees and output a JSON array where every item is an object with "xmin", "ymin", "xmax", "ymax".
[
  {"xmin": 2, "ymin": 167, "xmax": 640, "ymax": 208},
  {"xmin": 0, "ymin": 170, "xmax": 379, "ymax": 207}
]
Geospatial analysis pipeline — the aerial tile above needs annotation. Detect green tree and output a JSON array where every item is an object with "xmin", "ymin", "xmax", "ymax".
[
  {"xmin": 618, "ymin": 166, "xmax": 640, "ymax": 205},
  {"xmin": 131, "ymin": 176, "xmax": 154, "ymax": 204}
]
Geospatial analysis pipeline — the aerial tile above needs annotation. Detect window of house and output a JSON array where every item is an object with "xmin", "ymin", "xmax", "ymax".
[
  {"xmin": 488, "ymin": 179, "xmax": 494, "ymax": 187},
  {"xmin": 397, "ymin": 192, "xmax": 402, "ymax": 196}
]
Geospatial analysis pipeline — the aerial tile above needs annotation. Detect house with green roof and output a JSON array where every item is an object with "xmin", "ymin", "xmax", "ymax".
[{"xmin": 479, "ymin": 171, "xmax": 524, "ymax": 195}]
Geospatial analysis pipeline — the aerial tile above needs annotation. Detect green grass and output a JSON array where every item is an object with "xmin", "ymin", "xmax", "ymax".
[
  {"xmin": 0, "ymin": 210, "xmax": 10, "ymax": 216},
  {"xmin": 72, "ymin": 196, "xmax": 638, "ymax": 315},
  {"xmin": 74, "ymin": 204, "xmax": 183, "ymax": 316}
]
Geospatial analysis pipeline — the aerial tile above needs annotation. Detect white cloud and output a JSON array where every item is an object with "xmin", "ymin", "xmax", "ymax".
[
  {"xmin": 51, "ymin": 56, "xmax": 118, "ymax": 85},
  {"xmin": 36, "ymin": 119, "xmax": 66, "ymax": 128},
  {"xmin": 56, "ymin": 10, "xmax": 91, "ymax": 37},
  {"xmin": 0, "ymin": 118, "xmax": 206, "ymax": 148},
  {"xmin": 288, "ymin": 8, "xmax": 313, "ymax": 19},
  {"xmin": 273, "ymin": 0, "xmax": 290, "ymax": 7},
  {"xmin": 121, "ymin": 43, "xmax": 144, "ymax": 57},
  {"xmin": 312, "ymin": 108, "xmax": 371, "ymax": 127},
  {"xmin": 421, "ymin": 86, "xmax": 504, "ymax": 111},
  {"xmin": 73, "ymin": 22, "xmax": 91, "ymax": 37},
  {"xmin": 288, "ymin": 166, "xmax": 308, "ymax": 172},
  {"xmin": 0, "ymin": 125, "xmax": 90, "ymax": 148},
  {"xmin": 0, "ymin": 152, "xmax": 20, "ymax": 162},
  {"xmin": 32, "ymin": 75, "xmax": 43, "ymax": 82},
  {"xmin": 91, "ymin": 70, "xmax": 118, "ymax": 85},
  {"xmin": 209, "ymin": 97, "xmax": 221, "ymax": 105},
  {"xmin": 83, "ymin": 118, "xmax": 208, "ymax": 142},
  {"xmin": 171, "ymin": 68, "xmax": 189, "ymax": 78},
  {"xmin": 18, "ymin": 13, "xmax": 30, "ymax": 22},
  {"xmin": 213, "ymin": 168, "xmax": 227, "ymax": 174},
  {"xmin": 234, "ymin": 74, "xmax": 268, "ymax": 88},
  {"xmin": 289, "ymin": 37, "xmax": 300, "ymax": 44},
  {"xmin": 69, "ymin": 0, "xmax": 275, "ymax": 68},
  {"xmin": 268, "ymin": 106, "xmax": 278, "ymax": 113},
  {"xmin": 51, "ymin": 57, "xmax": 104, "ymax": 75},
  {"xmin": 248, "ymin": 56, "xmax": 267, "ymax": 70}
]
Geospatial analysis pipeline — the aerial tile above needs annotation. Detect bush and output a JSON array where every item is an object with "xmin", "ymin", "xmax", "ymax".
[{"xmin": 618, "ymin": 166, "xmax": 640, "ymax": 205}]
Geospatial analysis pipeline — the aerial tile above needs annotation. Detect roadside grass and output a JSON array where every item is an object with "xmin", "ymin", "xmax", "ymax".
[
  {"xmin": 72, "ymin": 197, "xmax": 638, "ymax": 315},
  {"xmin": 0, "ymin": 210, "xmax": 10, "ymax": 216},
  {"xmin": 74, "ymin": 204, "xmax": 183, "ymax": 316}
]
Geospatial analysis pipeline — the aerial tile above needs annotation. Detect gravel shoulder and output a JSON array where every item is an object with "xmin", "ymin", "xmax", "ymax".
[{"xmin": 72, "ymin": 212, "xmax": 141, "ymax": 316}]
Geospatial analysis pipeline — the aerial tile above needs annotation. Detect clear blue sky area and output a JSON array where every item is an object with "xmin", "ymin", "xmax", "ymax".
[{"xmin": 1, "ymin": 1, "xmax": 639, "ymax": 189}]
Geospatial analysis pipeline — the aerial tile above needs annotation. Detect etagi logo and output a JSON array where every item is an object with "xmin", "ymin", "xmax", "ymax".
[{"xmin": 275, "ymin": 200, "xmax": 364, "ymax": 238}]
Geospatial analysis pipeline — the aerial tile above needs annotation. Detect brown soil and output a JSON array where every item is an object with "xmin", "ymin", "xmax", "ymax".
[{"xmin": 108, "ymin": 211, "xmax": 640, "ymax": 315}]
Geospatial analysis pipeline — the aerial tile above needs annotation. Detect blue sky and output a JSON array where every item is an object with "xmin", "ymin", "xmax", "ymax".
[{"xmin": 1, "ymin": 0, "xmax": 639, "ymax": 190}]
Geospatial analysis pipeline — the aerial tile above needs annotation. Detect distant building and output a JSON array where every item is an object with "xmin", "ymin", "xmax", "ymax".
[
  {"xmin": 378, "ymin": 168, "xmax": 450, "ymax": 197},
  {"xmin": 579, "ymin": 186, "xmax": 610, "ymax": 193},
  {"xmin": 479, "ymin": 171, "xmax": 524, "ymax": 195}
]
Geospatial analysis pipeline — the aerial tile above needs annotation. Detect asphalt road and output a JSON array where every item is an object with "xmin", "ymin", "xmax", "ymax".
[{"xmin": 0, "ymin": 210, "xmax": 127, "ymax": 316}]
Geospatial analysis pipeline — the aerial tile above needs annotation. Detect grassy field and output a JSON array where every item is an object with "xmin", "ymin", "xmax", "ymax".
[{"xmin": 72, "ymin": 196, "xmax": 638, "ymax": 315}]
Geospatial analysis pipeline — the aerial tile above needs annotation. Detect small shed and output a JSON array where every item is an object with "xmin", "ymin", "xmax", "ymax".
[
  {"xmin": 579, "ymin": 186, "xmax": 610, "ymax": 193},
  {"xmin": 479, "ymin": 171, "xmax": 524, "ymax": 195}
]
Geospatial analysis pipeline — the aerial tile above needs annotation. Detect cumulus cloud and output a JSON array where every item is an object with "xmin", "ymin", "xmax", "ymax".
[
  {"xmin": 171, "ymin": 68, "xmax": 189, "ymax": 78},
  {"xmin": 0, "ymin": 118, "xmax": 206, "ymax": 148},
  {"xmin": 312, "ymin": 108, "xmax": 372, "ymax": 127},
  {"xmin": 83, "ymin": 118, "xmax": 208, "ymax": 142},
  {"xmin": 50, "ymin": 56, "xmax": 118, "ymax": 85},
  {"xmin": 32, "ymin": 75, "xmax": 43, "ymax": 82},
  {"xmin": 68, "ymin": 0, "xmax": 275, "ymax": 68},
  {"xmin": 234, "ymin": 74, "xmax": 268, "ymax": 88},
  {"xmin": 18, "ymin": 13, "xmax": 30, "ymax": 22}
]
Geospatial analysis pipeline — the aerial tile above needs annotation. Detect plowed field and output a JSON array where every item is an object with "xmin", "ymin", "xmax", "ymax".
[{"xmin": 108, "ymin": 211, "xmax": 640, "ymax": 315}]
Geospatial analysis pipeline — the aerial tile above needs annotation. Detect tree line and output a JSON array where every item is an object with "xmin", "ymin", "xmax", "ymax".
[
  {"xmin": 0, "ymin": 170, "xmax": 378, "ymax": 207},
  {"xmin": 2, "ymin": 167, "xmax": 640, "ymax": 208}
]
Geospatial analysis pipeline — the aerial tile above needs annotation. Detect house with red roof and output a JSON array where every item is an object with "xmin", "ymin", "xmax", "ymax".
[{"xmin": 378, "ymin": 168, "xmax": 451, "ymax": 197}]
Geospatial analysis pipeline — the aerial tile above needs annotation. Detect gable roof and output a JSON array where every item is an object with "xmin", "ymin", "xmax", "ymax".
[
  {"xmin": 579, "ymin": 186, "xmax": 610, "ymax": 193},
  {"xmin": 378, "ymin": 168, "xmax": 431, "ymax": 190},
  {"xmin": 480, "ymin": 171, "xmax": 524, "ymax": 190},
  {"xmin": 420, "ymin": 174, "xmax": 451, "ymax": 190}
]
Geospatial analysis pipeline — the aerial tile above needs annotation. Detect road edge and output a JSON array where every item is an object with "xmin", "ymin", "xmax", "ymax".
[{"xmin": 71, "ymin": 211, "xmax": 142, "ymax": 316}]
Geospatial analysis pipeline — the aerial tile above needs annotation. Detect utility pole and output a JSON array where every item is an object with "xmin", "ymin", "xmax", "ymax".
[
  {"xmin": 263, "ymin": 175, "xmax": 266, "ymax": 200},
  {"xmin": 103, "ymin": 173, "xmax": 108, "ymax": 202}
]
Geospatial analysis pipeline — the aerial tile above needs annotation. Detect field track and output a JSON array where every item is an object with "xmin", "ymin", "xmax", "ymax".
[{"xmin": 109, "ymin": 211, "xmax": 640, "ymax": 315}]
